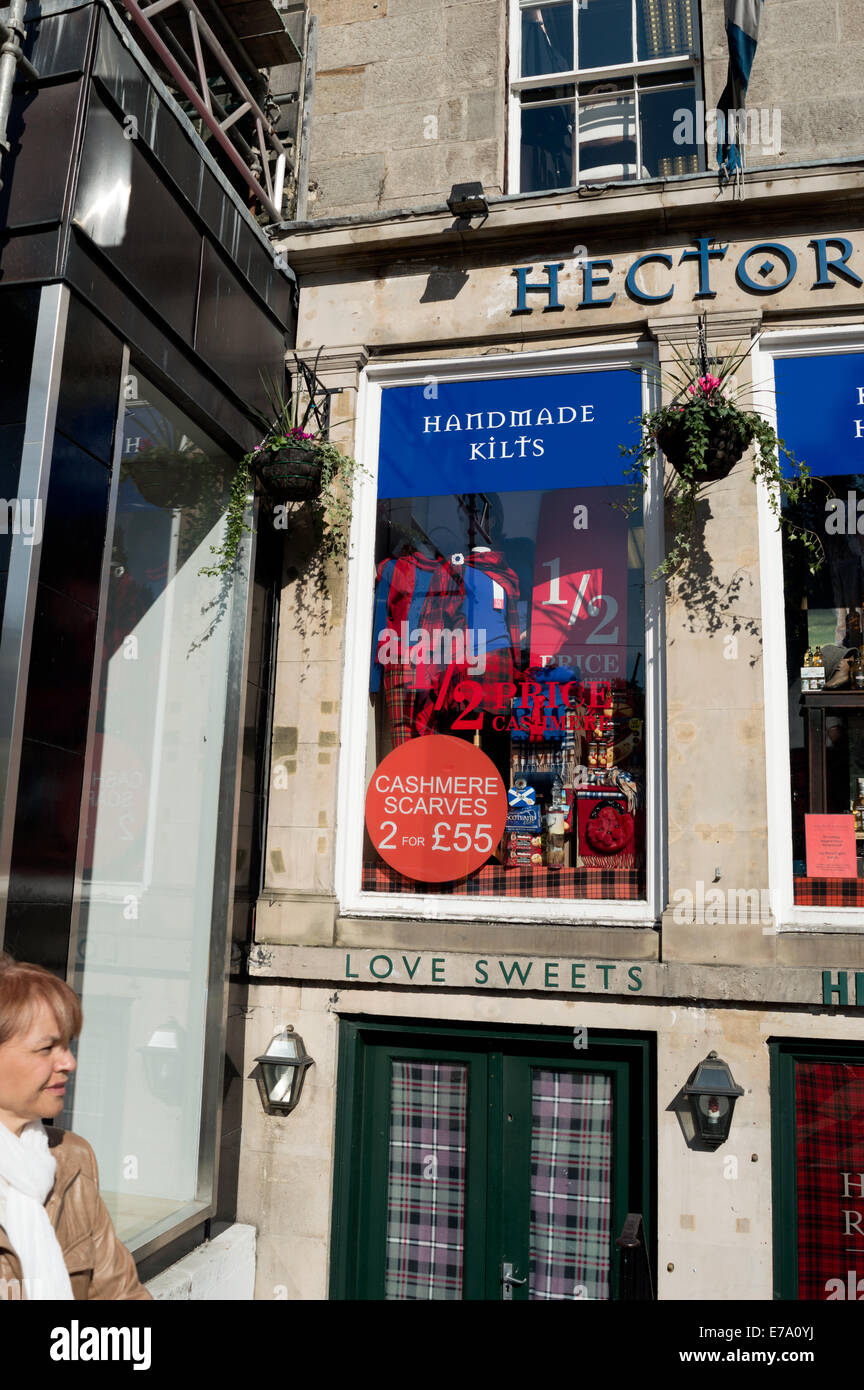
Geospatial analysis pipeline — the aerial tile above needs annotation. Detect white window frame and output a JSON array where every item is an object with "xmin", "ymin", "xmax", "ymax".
[
  {"xmin": 507, "ymin": 0, "xmax": 705, "ymax": 195},
  {"xmin": 756, "ymin": 325, "xmax": 864, "ymax": 932},
  {"xmin": 335, "ymin": 342, "xmax": 667, "ymax": 926}
]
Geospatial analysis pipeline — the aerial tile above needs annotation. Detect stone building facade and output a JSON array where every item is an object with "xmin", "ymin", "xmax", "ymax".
[{"xmin": 237, "ymin": 0, "xmax": 864, "ymax": 1301}]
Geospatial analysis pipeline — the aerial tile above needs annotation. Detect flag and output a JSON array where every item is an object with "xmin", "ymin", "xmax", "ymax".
[{"xmin": 717, "ymin": 0, "xmax": 765, "ymax": 181}]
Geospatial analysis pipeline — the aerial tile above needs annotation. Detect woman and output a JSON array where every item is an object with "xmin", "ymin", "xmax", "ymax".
[{"xmin": 0, "ymin": 953, "xmax": 151, "ymax": 1300}]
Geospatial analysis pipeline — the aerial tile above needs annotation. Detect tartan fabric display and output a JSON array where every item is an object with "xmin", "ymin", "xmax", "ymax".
[
  {"xmin": 794, "ymin": 877, "xmax": 864, "ymax": 908},
  {"xmin": 449, "ymin": 647, "xmax": 519, "ymax": 713},
  {"xmin": 371, "ymin": 551, "xmax": 465, "ymax": 694},
  {"xmin": 795, "ymin": 1061, "xmax": 864, "ymax": 1300},
  {"xmin": 384, "ymin": 1061, "xmax": 468, "ymax": 1300},
  {"xmin": 363, "ymin": 860, "xmax": 645, "ymax": 900},
  {"xmin": 529, "ymin": 1069, "xmax": 613, "ymax": 1301},
  {"xmin": 382, "ymin": 667, "xmax": 439, "ymax": 745}
]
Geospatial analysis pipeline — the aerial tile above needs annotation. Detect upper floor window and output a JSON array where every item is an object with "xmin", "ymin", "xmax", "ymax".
[{"xmin": 510, "ymin": 0, "xmax": 702, "ymax": 193}]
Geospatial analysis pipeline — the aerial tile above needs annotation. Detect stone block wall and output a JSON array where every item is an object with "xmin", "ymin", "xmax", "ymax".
[
  {"xmin": 702, "ymin": 0, "xmax": 864, "ymax": 171},
  {"xmin": 306, "ymin": 0, "xmax": 506, "ymax": 218},
  {"xmin": 300, "ymin": 0, "xmax": 864, "ymax": 220}
]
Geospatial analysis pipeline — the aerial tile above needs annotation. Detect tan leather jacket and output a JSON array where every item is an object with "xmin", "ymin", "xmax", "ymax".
[{"xmin": 0, "ymin": 1127, "xmax": 152, "ymax": 1300}]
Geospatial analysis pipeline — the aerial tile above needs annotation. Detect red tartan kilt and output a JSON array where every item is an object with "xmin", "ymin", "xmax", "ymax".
[{"xmin": 448, "ymin": 648, "xmax": 519, "ymax": 713}]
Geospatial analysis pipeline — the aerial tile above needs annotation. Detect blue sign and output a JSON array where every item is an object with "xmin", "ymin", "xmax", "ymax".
[
  {"xmin": 775, "ymin": 352, "xmax": 864, "ymax": 478},
  {"xmin": 508, "ymin": 783, "xmax": 537, "ymax": 808},
  {"xmin": 378, "ymin": 370, "xmax": 642, "ymax": 498}
]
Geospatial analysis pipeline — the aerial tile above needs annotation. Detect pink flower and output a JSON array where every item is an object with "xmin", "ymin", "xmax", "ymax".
[{"xmin": 697, "ymin": 373, "xmax": 722, "ymax": 394}]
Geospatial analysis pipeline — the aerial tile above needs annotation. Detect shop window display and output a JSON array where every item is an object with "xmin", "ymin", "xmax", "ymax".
[
  {"xmin": 778, "ymin": 351, "xmax": 864, "ymax": 908},
  {"xmin": 362, "ymin": 369, "xmax": 648, "ymax": 903}
]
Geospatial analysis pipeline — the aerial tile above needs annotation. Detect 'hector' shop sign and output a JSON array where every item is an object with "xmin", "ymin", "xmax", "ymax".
[{"xmin": 509, "ymin": 235, "xmax": 864, "ymax": 312}]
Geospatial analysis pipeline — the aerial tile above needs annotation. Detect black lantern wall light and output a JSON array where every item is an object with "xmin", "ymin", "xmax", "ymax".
[
  {"xmin": 683, "ymin": 1051, "xmax": 745, "ymax": 1148},
  {"xmin": 255, "ymin": 1026, "xmax": 314, "ymax": 1116}
]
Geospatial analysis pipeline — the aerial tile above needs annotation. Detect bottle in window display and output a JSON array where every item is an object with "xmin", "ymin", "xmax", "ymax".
[
  {"xmin": 546, "ymin": 776, "xmax": 567, "ymax": 869},
  {"xmin": 854, "ymin": 778, "xmax": 864, "ymax": 835},
  {"xmin": 845, "ymin": 606, "xmax": 863, "ymax": 650}
]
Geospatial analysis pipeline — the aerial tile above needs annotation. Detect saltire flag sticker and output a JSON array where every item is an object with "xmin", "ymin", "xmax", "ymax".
[{"xmin": 717, "ymin": 0, "xmax": 765, "ymax": 180}]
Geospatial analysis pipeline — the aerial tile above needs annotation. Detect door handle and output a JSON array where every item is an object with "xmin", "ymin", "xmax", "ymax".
[{"xmin": 502, "ymin": 1262, "xmax": 527, "ymax": 1299}]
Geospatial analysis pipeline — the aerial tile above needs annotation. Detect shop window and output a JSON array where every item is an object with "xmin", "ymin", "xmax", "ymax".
[
  {"xmin": 348, "ymin": 362, "xmax": 657, "ymax": 912},
  {"xmin": 511, "ymin": 0, "xmax": 701, "ymax": 193},
  {"xmin": 771, "ymin": 1042, "xmax": 864, "ymax": 1300},
  {"xmin": 776, "ymin": 351, "xmax": 864, "ymax": 911},
  {"xmin": 68, "ymin": 370, "xmax": 240, "ymax": 1250}
]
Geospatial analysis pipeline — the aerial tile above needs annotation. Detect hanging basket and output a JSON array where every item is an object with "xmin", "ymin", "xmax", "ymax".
[
  {"xmin": 123, "ymin": 452, "xmax": 217, "ymax": 510},
  {"xmin": 656, "ymin": 411, "xmax": 753, "ymax": 483},
  {"xmin": 253, "ymin": 445, "xmax": 323, "ymax": 502}
]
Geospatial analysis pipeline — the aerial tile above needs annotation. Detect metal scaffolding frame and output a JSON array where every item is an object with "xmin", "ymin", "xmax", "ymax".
[
  {"xmin": 122, "ymin": 0, "xmax": 292, "ymax": 220},
  {"xmin": 2, "ymin": 0, "xmax": 310, "ymax": 218}
]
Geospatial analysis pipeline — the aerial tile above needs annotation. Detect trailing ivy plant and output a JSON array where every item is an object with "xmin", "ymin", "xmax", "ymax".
[
  {"xmin": 198, "ymin": 453, "xmax": 255, "ymax": 579},
  {"xmin": 620, "ymin": 334, "xmax": 823, "ymax": 578}
]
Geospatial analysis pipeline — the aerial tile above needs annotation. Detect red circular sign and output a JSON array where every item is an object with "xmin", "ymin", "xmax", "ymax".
[{"xmin": 365, "ymin": 735, "xmax": 508, "ymax": 884}]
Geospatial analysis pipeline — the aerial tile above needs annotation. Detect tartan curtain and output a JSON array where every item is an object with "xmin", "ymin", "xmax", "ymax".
[
  {"xmin": 385, "ymin": 1061, "xmax": 468, "ymax": 1300},
  {"xmin": 529, "ymin": 1069, "xmax": 613, "ymax": 1300},
  {"xmin": 796, "ymin": 1061, "xmax": 864, "ymax": 1299}
]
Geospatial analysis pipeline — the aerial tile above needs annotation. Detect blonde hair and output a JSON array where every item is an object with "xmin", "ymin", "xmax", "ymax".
[{"xmin": 0, "ymin": 953, "xmax": 82, "ymax": 1047}]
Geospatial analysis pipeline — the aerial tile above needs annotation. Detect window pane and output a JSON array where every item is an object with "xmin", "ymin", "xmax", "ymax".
[
  {"xmin": 639, "ymin": 85, "xmax": 698, "ymax": 177},
  {"xmin": 385, "ymin": 1061, "xmax": 468, "ymax": 1300},
  {"xmin": 579, "ymin": 91, "xmax": 638, "ymax": 180},
  {"xmin": 637, "ymin": 0, "xmax": 694, "ymax": 60},
  {"xmin": 578, "ymin": 0, "xmax": 632, "ymax": 70},
  {"xmin": 521, "ymin": 3, "xmax": 574, "ymax": 78},
  {"xmin": 521, "ymin": 101, "xmax": 574, "ymax": 192},
  {"xmin": 777, "ymin": 351, "xmax": 864, "ymax": 909},
  {"xmin": 364, "ymin": 371, "xmax": 648, "ymax": 905},
  {"xmin": 69, "ymin": 373, "xmax": 238, "ymax": 1247},
  {"xmin": 530, "ymin": 1069, "xmax": 613, "ymax": 1300}
]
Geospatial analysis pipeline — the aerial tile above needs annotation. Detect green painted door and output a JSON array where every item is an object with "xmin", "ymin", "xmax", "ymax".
[{"xmin": 330, "ymin": 1022, "xmax": 652, "ymax": 1301}]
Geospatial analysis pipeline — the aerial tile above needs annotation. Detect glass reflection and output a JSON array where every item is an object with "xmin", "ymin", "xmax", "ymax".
[
  {"xmin": 578, "ymin": 0, "xmax": 632, "ymax": 69},
  {"xmin": 521, "ymin": 102, "xmax": 574, "ymax": 192},
  {"xmin": 579, "ymin": 90, "xmax": 639, "ymax": 180},
  {"xmin": 522, "ymin": 4, "xmax": 574, "ymax": 78},
  {"xmin": 69, "ymin": 373, "xmax": 237, "ymax": 1247}
]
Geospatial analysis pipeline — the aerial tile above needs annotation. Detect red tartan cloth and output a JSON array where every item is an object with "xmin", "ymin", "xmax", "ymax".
[
  {"xmin": 374, "ymin": 551, "xmax": 465, "ymax": 693},
  {"xmin": 382, "ymin": 667, "xmax": 439, "ymax": 745},
  {"xmin": 362, "ymin": 860, "xmax": 645, "ymax": 900},
  {"xmin": 794, "ymin": 877, "xmax": 864, "ymax": 907},
  {"xmin": 796, "ymin": 1062, "xmax": 864, "ymax": 1299},
  {"xmin": 449, "ymin": 647, "xmax": 521, "ymax": 716}
]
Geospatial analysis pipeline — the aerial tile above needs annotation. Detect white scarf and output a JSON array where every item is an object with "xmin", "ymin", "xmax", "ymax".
[{"xmin": 0, "ymin": 1120, "xmax": 74, "ymax": 1300}]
